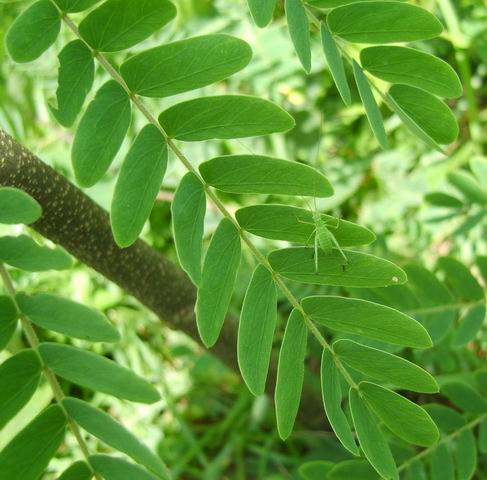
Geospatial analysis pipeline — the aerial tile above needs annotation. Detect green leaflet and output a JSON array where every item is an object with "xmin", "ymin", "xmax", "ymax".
[
  {"xmin": 299, "ymin": 461, "xmax": 334, "ymax": 479},
  {"xmin": 54, "ymin": 0, "xmax": 102, "ymax": 12},
  {"xmin": 275, "ymin": 309, "xmax": 307, "ymax": 440},
  {"xmin": 268, "ymin": 247, "xmax": 407, "ymax": 288},
  {"xmin": 327, "ymin": 2, "xmax": 443, "ymax": 44},
  {"xmin": 321, "ymin": 349, "xmax": 359, "ymax": 455},
  {"xmin": 121, "ymin": 35, "xmax": 252, "ymax": 98},
  {"xmin": 72, "ymin": 81, "xmax": 131, "ymax": 187},
  {"xmin": 310, "ymin": 0, "xmax": 395, "ymax": 7},
  {"xmin": 360, "ymin": 46, "xmax": 462, "ymax": 98},
  {"xmin": 51, "ymin": 40, "xmax": 94, "ymax": 128},
  {"xmin": 0, "ymin": 235, "xmax": 73, "ymax": 272},
  {"xmin": 424, "ymin": 404, "xmax": 465, "ymax": 433},
  {"xmin": 172, "ymin": 173, "xmax": 206, "ymax": 286},
  {"xmin": 111, "ymin": 125, "xmax": 168, "ymax": 247},
  {"xmin": 456, "ymin": 429, "xmax": 477, "ymax": 480},
  {"xmin": 196, "ymin": 218, "xmax": 241, "ymax": 347},
  {"xmin": 447, "ymin": 170, "xmax": 487, "ymax": 205},
  {"xmin": 404, "ymin": 460, "xmax": 427, "ymax": 480},
  {"xmin": 89, "ymin": 455, "xmax": 158, "ymax": 480},
  {"xmin": 359, "ymin": 382, "xmax": 439, "ymax": 447},
  {"xmin": 452, "ymin": 304, "xmax": 486, "ymax": 347},
  {"xmin": 236, "ymin": 204, "xmax": 375, "ymax": 246},
  {"xmin": 352, "ymin": 60, "xmax": 388, "ymax": 149},
  {"xmin": 159, "ymin": 95, "xmax": 295, "ymax": 141},
  {"xmin": 238, "ymin": 265, "xmax": 277, "ymax": 396},
  {"xmin": 425, "ymin": 192, "xmax": 464, "ymax": 209},
  {"xmin": 248, "ymin": 0, "xmax": 277, "ymax": 28},
  {"xmin": 0, "ymin": 350, "xmax": 42, "ymax": 429},
  {"xmin": 58, "ymin": 461, "xmax": 92, "ymax": 480},
  {"xmin": 302, "ymin": 296, "xmax": 431, "ymax": 348},
  {"xmin": 16, "ymin": 292, "xmax": 120, "ymax": 343},
  {"xmin": 437, "ymin": 256, "xmax": 484, "ymax": 301},
  {"xmin": 5, "ymin": 0, "xmax": 61, "ymax": 63},
  {"xmin": 389, "ymin": 85, "xmax": 458, "ymax": 145},
  {"xmin": 0, "ymin": 187, "xmax": 41, "ymax": 225},
  {"xmin": 349, "ymin": 388, "xmax": 398, "ymax": 480},
  {"xmin": 38, "ymin": 343, "xmax": 160, "ymax": 404},
  {"xmin": 479, "ymin": 417, "xmax": 487, "ymax": 453},
  {"xmin": 285, "ymin": 0, "xmax": 312, "ymax": 73},
  {"xmin": 0, "ymin": 405, "xmax": 67, "ymax": 480},
  {"xmin": 0, "ymin": 296, "xmax": 18, "ymax": 351},
  {"xmin": 441, "ymin": 382, "xmax": 487, "ymax": 414},
  {"xmin": 431, "ymin": 443, "xmax": 454, "ymax": 480},
  {"xmin": 79, "ymin": 0, "xmax": 177, "ymax": 52},
  {"xmin": 333, "ymin": 339, "xmax": 438, "ymax": 393},
  {"xmin": 327, "ymin": 460, "xmax": 378, "ymax": 480},
  {"xmin": 321, "ymin": 23, "xmax": 351, "ymax": 106},
  {"xmin": 471, "ymin": 157, "xmax": 487, "ymax": 186},
  {"xmin": 63, "ymin": 398, "xmax": 169, "ymax": 479},
  {"xmin": 199, "ymin": 155, "xmax": 333, "ymax": 197}
]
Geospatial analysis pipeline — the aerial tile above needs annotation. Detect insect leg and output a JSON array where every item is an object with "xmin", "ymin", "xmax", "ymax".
[{"xmin": 330, "ymin": 233, "xmax": 348, "ymax": 266}]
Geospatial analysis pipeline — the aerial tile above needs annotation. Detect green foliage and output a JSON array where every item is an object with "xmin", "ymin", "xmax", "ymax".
[
  {"xmin": 285, "ymin": 0, "xmax": 312, "ymax": 73},
  {"xmin": 0, "ymin": 187, "xmax": 41, "ymax": 225}
]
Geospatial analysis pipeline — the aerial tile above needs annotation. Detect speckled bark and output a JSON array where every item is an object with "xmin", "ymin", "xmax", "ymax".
[{"xmin": 0, "ymin": 129, "xmax": 323, "ymax": 427}]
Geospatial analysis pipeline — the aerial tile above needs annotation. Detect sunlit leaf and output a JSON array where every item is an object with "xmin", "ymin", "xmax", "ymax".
[
  {"xmin": 0, "ymin": 187, "xmax": 41, "ymax": 225},
  {"xmin": 447, "ymin": 170, "xmax": 487, "ymax": 205},
  {"xmin": 285, "ymin": 0, "xmax": 311, "ymax": 73},
  {"xmin": 89, "ymin": 455, "xmax": 158, "ymax": 480},
  {"xmin": 424, "ymin": 192, "xmax": 464, "ymax": 209},
  {"xmin": 54, "ymin": 0, "xmax": 102, "ymax": 12},
  {"xmin": 58, "ymin": 461, "xmax": 92, "ymax": 480},
  {"xmin": 248, "ymin": 0, "xmax": 277, "ymax": 28}
]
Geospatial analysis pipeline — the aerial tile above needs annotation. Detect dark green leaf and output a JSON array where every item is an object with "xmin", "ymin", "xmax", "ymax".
[
  {"xmin": 199, "ymin": 155, "xmax": 333, "ymax": 197},
  {"xmin": 0, "ymin": 235, "xmax": 73, "ymax": 272},
  {"xmin": 285, "ymin": 0, "xmax": 311, "ymax": 73},
  {"xmin": 72, "ymin": 81, "xmax": 131, "ymax": 187},
  {"xmin": 455, "ymin": 429, "xmax": 476, "ymax": 480},
  {"xmin": 54, "ymin": 0, "xmax": 102, "ymax": 12},
  {"xmin": 327, "ymin": 460, "xmax": 379, "ymax": 480},
  {"xmin": 425, "ymin": 192, "xmax": 464, "ymax": 209},
  {"xmin": 447, "ymin": 170, "xmax": 487, "ymax": 205},
  {"xmin": 111, "ymin": 125, "xmax": 168, "ymax": 247},
  {"xmin": 431, "ymin": 443, "xmax": 454, "ymax": 480},
  {"xmin": 248, "ymin": 0, "xmax": 276, "ymax": 28},
  {"xmin": 360, "ymin": 46, "xmax": 462, "ymax": 98},
  {"xmin": 63, "ymin": 398, "xmax": 169, "ymax": 479},
  {"xmin": 172, "ymin": 173, "xmax": 206, "ymax": 286},
  {"xmin": 352, "ymin": 60, "xmax": 388, "ymax": 149},
  {"xmin": 50, "ymin": 40, "xmax": 94, "ymax": 128},
  {"xmin": 38, "ymin": 343, "xmax": 160, "ymax": 403},
  {"xmin": 423, "ymin": 404, "xmax": 465, "ymax": 433},
  {"xmin": 79, "ymin": 0, "xmax": 177, "ymax": 52},
  {"xmin": 238, "ymin": 265, "xmax": 277, "ymax": 396},
  {"xmin": 321, "ymin": 349, "xmax": 359, "ymax": 455},
  {"xmin": 298, "ymin": 460, "xmax": 334, "ymax": 480},
  {"xmin": 268, "ymin": 247, "xmax": 407, "ymax": 288},
  {"xmin": 303, "ymin": 296, "xmax": 431, "ymax": 348},
  {"xmin": 479, "ymin": 417, "xmax": 487, "ymax": 453},
  {"xmin": 441, "ymin": 382, "xmax": 487, "ymax": 414},
  {"xmin": 327, "ymin": 2, "xmax": 443, "ymax": 43},
  {"xmin": 6, "ymin": 0, "xmax": 61, "ymax": 63},
  {"xmin": 0, "ymin": 187, "xmax": 41, "ymax": 225},
  {"xmin": 159, "ymin": 95, "xmax": 295, "ymax": 141},
  {"xmin": 58, "ymin": 461, "xmax": 92, "ymax": 480},
  {"xmin": 121, "ymin": 34, "xmax": 252, "ymax": 98},
  {"xmin": 196, "ymin": 219, "xmax": 241, "ymax": 347},
  {"xmin": 452, "ymin": 305, "xmax": 485, "ymax": 348},
  {"xmin": 0, "ymin": 350, "xmax": 42, "ymax": 429},
  {"xmin": 0, "ymin": 405, "xmax": 67, "ymax": 480},
  {"xmin": 333, "ymin": 339, "xmax": 438, "ymax": 392},
  {"xmin": 437, "ymin": 256, "xmax": 484, "ymax": 301},
  {"xmin": 0, "ymin": 295, "xmax": 18, "ymax": 351},
  {"xmin": 275, "ymin": 309, "xmax": 307, "ymax": 440},
  {"xmin": 89, "ymin": 455, "xmax": 158, "ymax": 480},
  {"xmin": 17, "ymin": 292, "xmax": 119, "ymax": 343}
]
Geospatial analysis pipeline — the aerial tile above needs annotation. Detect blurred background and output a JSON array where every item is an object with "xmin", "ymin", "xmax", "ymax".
[{"xmin": 0, "ymin": 0, "xmax": 486, "ymax": 478}]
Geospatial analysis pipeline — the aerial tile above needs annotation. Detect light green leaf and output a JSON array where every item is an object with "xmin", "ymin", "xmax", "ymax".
[
  {"xmin": 275, "ymin": 309, "xmax": 307, "ymax": 440},
  {"xmin": 479, "ymin": 417, "xmax": 487, "ymax": 453},
  {"xmin": 6, "ymin": 0, "xmax": 61, "ymax": 63},
  {"xmin": 359, "ymin": 381, "xmax": 439, "ymax": 446},
  {"xmin": 159, "ymin": 95, "xmax": 295, "ymax": 141},
  {"xmin": 196, "ymin": 218, "xmax": 241, "ymax": 347},
  {"xmin": 0, "ymin": 235, "xmax": 73, "ymax": 272},
  {"xmin": 327, "ymin": 460, "xmax": 378, "ymax": 480},
  {"xmin": 111, "ymin": 125, "xmax": 168, "ymax": 248},
  {"xmin": 0, "ymin": 187, "xmax": 41, "ymax": 225},
  {"xmin": 172, "ymin": 173, "xmax": 206, "ymax": 286},
  {"xmin": 63, "ymin": 398, "xmax": 169, "ymax": 479},
  {"xmin": 0, "ymin": 405, "xmax": 67, "ymax": 480},
  {"xmin": 72, "ymin": 81, "xmax": 131, "ymax": 187},
  {"xmin": 58, "ymin": 461, "xmax": 92, "ymax": 480},
  {"xmin": 470, "ymin": 157, "xmax": 487, "ymax": 187},
  {"xmin": 54, "ymin": 0, "xmax": 102, "ymax": 12},
  {"xmin": 452, "ymin": 304, "xmax": 485, "ymax": 348},
  {"xmin": 268, "ymin": 247, "xmax": 407, "ymax": 288},
  {"xmin": 447, "ymin": 170, "xmax": 487, "ymax": 205},
  {"xmin": 16, "ymin": 292, "xmax": 119, "ymax": 343},
  {"xmin": 79, "ymin": 0, "xmax": 177, "ymax": 52},
  {"xmin": 360, "ymin": 46, "xmax": 462, "ymax": 98},
  {"xmin": 424, "ymin": 192, "xmax": 464, "ymax": 209},
  {"xmin": 298, "ymin": 460, "xmax": 334, "ymax": 480},
  {"xmin": 38, "ymin": 343, "xmax": 160, "ymax": 404},
  {"xmin": 0, "ymin": 296, "xmax": 18, "ymax": 351},
  {"xmin": 437, "ymin": 256, "xmax": 484, "ymax": 301},
  {"xmin": 441, "ymin": 382, "xmax": 487, "ymax": 414},
  {"xmin": 303, "ymin": 296, "xmax": 431, "ymax": 348},
  {"xmin": 327, "ymin": 2, "xmax": 443, "ymax": 44},
  {"xmin": 321, "ymin": 23, "xmax": 351, "ymax": 105},
  {"xmin": 0, "ymin": 350, "xmax": 42, "ymax": 429},
  {"xmin": 199, "ymin": 155, "xmax": 333, "ymax": 197},
  {"xmin": 248, "ymin": 0, "xmax": 276, "ymax": 28},
  {"xmin": 349, "ymin": 388, "xmax": 398, "ymax": 480},
  {"xmin": 285, "ymin": 0, "xmax": 311, "ymax": 73},
  {"xmin": 352, "ymin": 61, "xmax": 388, "ymax": 149},
  {"xmin": 236, "ymin": 204, "xmax": 375, "ymax": 246},
  {"xmin": 50, "ymin": 40, "xmax": 94, "ymax": 128},
  {"xmin": 431, "ymin": 443, "xmax": 454, "ymax": 480},
  {"xmin": 238, "ymin": 265, "xmax": 277, "ymax": 396},
  {"xmin": 89, "ymin": 455, "xmax": 158, "ymax": 480},
  {"xmin": 333, "ymin": 339, "xmax": 438, "ymax": 392},
  {"xmin": 321, "ymin": 349, "xmax": 359, "ymax": 455},
  {"xmin": 121, "ymin": 34, "xmax": 252, "ymax": 98},
  {"xmin": 389, "ymin": 85, "xmax": 458, "ymax": 145},
  {"xmin": 455, "ymin": 429, "xmax": 476, "ymax": 480}
]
